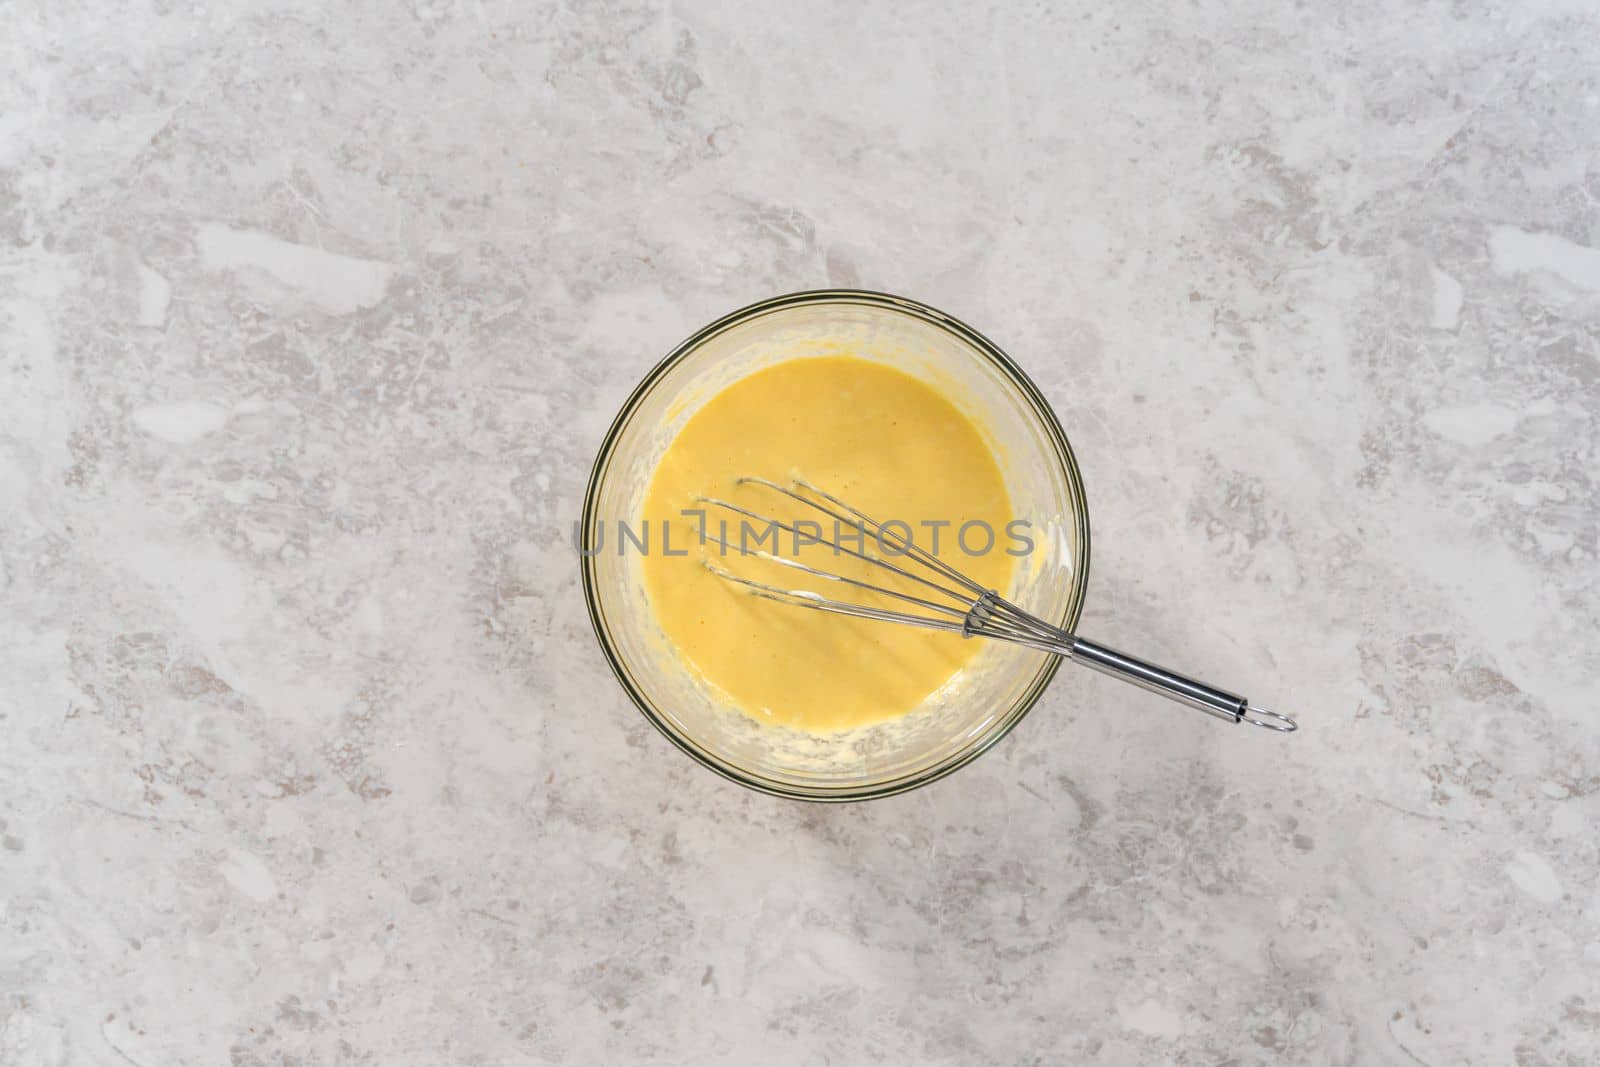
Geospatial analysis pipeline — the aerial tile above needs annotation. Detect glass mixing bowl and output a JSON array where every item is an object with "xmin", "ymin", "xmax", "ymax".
[{"xmin": 580, "ymin": 290, "xmax": 1090, "ymax": 801}]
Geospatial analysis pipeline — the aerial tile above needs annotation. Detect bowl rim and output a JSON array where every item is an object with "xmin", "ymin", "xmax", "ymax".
[{"xmin": 579, "ymin": 289, "xmax": 1091, "ymax": 801}]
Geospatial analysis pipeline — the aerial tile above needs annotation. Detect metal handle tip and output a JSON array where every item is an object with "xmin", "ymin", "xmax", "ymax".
[{"xmin": 1241, "ymin": 705, "xmax": 1297, "ymax": 733}]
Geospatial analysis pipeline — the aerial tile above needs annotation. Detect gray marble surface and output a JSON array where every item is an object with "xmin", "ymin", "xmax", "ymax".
[{"xmin": 4, "ymin": 1, "xmax": 1598, "ymax": 1063}]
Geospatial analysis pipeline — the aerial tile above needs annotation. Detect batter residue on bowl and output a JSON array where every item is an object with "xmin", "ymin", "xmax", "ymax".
[{"xmin": 640, "ymin": 356, "xmax": 1015, "ymax": 733}]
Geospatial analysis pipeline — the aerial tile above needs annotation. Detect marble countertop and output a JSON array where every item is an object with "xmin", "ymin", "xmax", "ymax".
[{"xmin": 4, "ymin": 1, "xmax": 1598, "ymax": 1063}]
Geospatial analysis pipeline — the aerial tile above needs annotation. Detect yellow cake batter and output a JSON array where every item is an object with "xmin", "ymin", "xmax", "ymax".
[{"xmin": 640, "ymin": 357, "xmax": 1014, "ymax": 733}]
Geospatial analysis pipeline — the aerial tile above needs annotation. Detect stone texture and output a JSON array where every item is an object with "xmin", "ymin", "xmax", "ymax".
[{"xmin": 2, "ymin": 1, "xmax": 1598, "ymax": 1063}]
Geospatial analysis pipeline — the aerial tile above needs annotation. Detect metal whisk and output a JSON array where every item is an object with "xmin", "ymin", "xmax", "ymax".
[{"xmin": 698, "ymin": 477, "xmax": 1296, "ymax": 733}]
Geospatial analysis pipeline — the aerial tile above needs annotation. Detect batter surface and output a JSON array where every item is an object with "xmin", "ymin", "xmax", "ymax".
[{"xmin": 641, "ymin": 357, "xmax": 1014, "ymax": 733}]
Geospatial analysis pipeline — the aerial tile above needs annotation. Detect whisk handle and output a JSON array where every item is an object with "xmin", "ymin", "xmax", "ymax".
[{"xmin": 1067, "ymin": 636, "xmax": 1255, "ymax": 726}]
